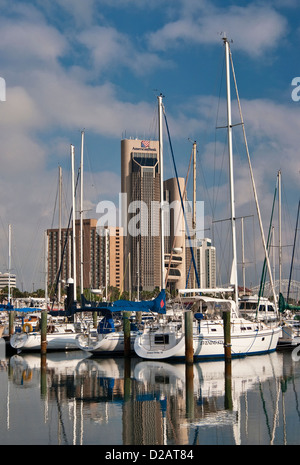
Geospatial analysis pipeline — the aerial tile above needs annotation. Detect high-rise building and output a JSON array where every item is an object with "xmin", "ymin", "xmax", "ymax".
[
  {"xmin": 121, "ymin": 138, "xmax": 161, "ymax": 292},
  {"xmin": 196, "ymin": 238, "xmax": 216, "ymax": 289},
  {"xmin": 121, "ymin": 138, "xmax": 191, "ymax": 293},
  {"xmin": 47, "ymin": 219, "xmax": 123, "ymax": 295}
]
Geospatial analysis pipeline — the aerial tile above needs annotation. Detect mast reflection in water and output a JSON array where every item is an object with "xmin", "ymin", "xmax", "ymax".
[{"xmin": 0, "ymin": 350, "xmax": 299, "ymax": 445}]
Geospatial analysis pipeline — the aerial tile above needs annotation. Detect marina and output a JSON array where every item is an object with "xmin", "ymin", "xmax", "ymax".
[{"xmin": 0, "ymin": 349, "xmax": 299, "ymax": 446}]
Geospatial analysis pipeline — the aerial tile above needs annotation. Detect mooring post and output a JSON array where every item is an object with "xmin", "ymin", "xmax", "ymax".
[
  {"xmin": 9, "ymin": 311, "xmax": 14, "ymax": 337},
  {"xmin": 185, "ymin": 310, "xmax": 194, "ymax": 365},
  {"xmin": 223, "ymin": 309, "xmax": 233, "ymax": 409},
  {"xmin": 41, "ymin": 310, "xmax": 47, "ymax": 356},
  {"xmin": 223, "ymin": 310, "xmax": 231, "ymax": 361},
  {"xmin": 123, "ymin": 311, "xmax": 131, "ymax": 357}
]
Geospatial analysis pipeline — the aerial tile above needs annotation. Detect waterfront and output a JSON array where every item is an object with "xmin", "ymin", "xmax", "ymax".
[{"xmin": 0, "ymin": 348, "xmax": 299, "ymax": 446}]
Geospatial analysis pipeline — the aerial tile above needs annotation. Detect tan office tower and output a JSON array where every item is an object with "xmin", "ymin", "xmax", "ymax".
[
  {"xmin": 47, "ymin": 220, "xmax": 123, "ymax": 295},
  {"xmin": 121, "ymin": 138, "xmax": 161, "ymax": 292},
  {"xmin": 121, "ymin": 138, "xmax": 191, "ymax": 294}
]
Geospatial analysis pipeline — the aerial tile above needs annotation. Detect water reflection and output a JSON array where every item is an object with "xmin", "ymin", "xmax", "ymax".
[{"xmin": 1, "ymin": 350, "xmax": 300, "ymax": 445}]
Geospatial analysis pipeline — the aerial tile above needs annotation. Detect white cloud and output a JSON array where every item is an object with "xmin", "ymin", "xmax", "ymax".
[
  {"xmin": 0, "ymin": 17, "xmax": 67, "ymax": 68},
  {"xmin": 147, "ymin": 3, "xmax": 288, "ymax": 57},
  {"xmin": 78, "ymin": 26, "xmax": 171, "ymax": 77},
  {"xmin": 0, "ymin": 86, "xmax": 45, "ymax": 130}
]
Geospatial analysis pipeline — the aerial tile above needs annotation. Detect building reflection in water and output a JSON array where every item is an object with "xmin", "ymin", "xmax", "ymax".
[{"xmin": 5, "ymin": 350, "xmax": 297, "ymax": 445}]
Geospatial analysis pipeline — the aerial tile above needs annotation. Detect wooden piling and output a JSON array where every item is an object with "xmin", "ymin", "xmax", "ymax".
[
  {"xmin": 41, "ymin": 311, "xmax": 47, "ymax": 356},
  {"xmin": 185, "ymin": 310, "xmax": 194, "ymax": 365},
  {"xmin": 9, "ymin": 311, "xmax": 14, "ymax": 337},
  {"xmin": 123, "ymin": 311, "xmax": 131, "ymax": 357},
  {"xmin": 222, "ymin": 310, "xmax": 231, "ymax": 361},
  {"xmin": 223, "ymin": 309, "xmax": 233, "ymax": 409}
]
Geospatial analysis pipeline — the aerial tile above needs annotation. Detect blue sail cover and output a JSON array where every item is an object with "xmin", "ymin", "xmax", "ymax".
[
  {"xmin": 0, "ymin": 303, "xmax": 14, "ymax": 310},
  {"xmin": 80, "ymin": 289, "xmax": 166, "ymax": 315}
]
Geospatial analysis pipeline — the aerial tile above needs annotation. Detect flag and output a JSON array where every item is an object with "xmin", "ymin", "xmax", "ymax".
[{"xmin": 141, "ymin": 140, "xmax": 150, "ymax": 148}]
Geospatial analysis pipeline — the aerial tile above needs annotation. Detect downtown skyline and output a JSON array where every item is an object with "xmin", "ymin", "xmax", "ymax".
[{"xmin": 0, "ymin": 0, "xmax": 299, "ymax": 293}]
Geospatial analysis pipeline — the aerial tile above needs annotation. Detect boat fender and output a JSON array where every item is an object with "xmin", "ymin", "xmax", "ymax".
[{"xmin": 23, "ymin": 323, "xmax": 33, "ymax": 333}]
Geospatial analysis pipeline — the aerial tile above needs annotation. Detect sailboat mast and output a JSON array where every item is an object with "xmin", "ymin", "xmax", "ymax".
[
  {"xmin": 8, "ymin": 224, "xmax": 11, "ymax": 303},
  {"xmin": 193, "ymin": 141, "xmax": 197, "ymax": 291},
  {"xmin": 193, "ymin": 141, "xmax": 197, "ymax": 232},
  {"xmin": 158, "ymin": 94, "xmax": 165, "ymax": 291},
  {"xmin": 241, "ymin": 217, "xmax": 246, "ymax": 294},
  {"xmin": 44, "ymin": 230, "xmax": 48, "ymax": 308},
  {"xmin": 224, "ymin": 36, "xmax": 239, "ymax": 305},
  {"xmin": 80, "ymin": 130, "xmax": 84, "ymax": 295},
  {"xmin": 71, "ymin": 144, "xmax": 77, "ymax": 302},
  {"xmin": 278, "ymin": 170, "xmax": 282, "ymax": 296},
  {"xmin": 58, "ymin": 166, "xmax": 62, "ymax": 306}
]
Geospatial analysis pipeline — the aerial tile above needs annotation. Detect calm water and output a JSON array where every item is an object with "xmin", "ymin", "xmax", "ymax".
[{"xmin": 0, "ymin": 346, "xmax": 299, "ymax": 446}]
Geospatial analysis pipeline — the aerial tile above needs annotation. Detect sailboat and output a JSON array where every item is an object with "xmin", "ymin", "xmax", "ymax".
[
  {"xmin": 75, "ymin": 289, "xmax": 166, "ymax": 355},
  {"xmin": 134, "ymin": 36, "xmax": 281, "ymax": 361},
  {"xmin": 10, "ymin": 145, "xmax": 84, "ymax": 353}
]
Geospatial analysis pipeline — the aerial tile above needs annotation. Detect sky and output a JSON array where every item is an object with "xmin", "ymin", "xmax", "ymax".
[{"xmin": 0, "ymin": 0, "xmax": 299, "ymax": 294}]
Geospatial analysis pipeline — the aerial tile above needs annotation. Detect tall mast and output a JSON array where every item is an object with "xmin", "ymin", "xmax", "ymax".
[
  {"xmin": 44, "ymin": 230, "xmax": 48, "ymax": 308},
  {"xmin": 241, "ymin": 217, "xmax": 245, "ymax": 294},
  {"xmin": 193, "ymin": 141, "xmax": 197, "ymax": 231},
  {"xmin": 158, "ymin": 94, "xmax": 165, "ymax": 291},
  {"xmin": 278, "ymin": 170, "xmax": 282, "ymax": 296},
  {"xmin": 224, "ymin": 36, "xmax": 239, "ymax": 305},
  {"xmin": 8, "ymin": 224, "xmax": 11, "ymax": 303},
  {"xmin": 71, "ymin": 144, "xmax": 77, "ymax": 302},
  {"xmin": 137, "ymin": 240, "xmax": 140, "ymax": 301},
  {"xmin": 58, "ymin": 166, "xmax": 62, "ymax": 306},
  {"xmin": 80, "ymin": 130, "xmax": 84, "ymax": 295},
  {"xmin": 192, "ymin": 141, "xmax": 197, "ymax": 291}
]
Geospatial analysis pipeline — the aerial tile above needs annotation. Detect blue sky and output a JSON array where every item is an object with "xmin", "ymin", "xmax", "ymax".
[{"xmin": 0, "ymin": 0, "xmax": 299, "ymax": 292}]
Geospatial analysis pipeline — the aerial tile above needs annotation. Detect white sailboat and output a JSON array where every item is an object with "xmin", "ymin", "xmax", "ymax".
[
  {"xmin": 10, "ymin": 146, "xmax": 82, "ymax": 353},
  {"xmin": 9, "ymin": 320, "xmax": 82, "ymax": 352},
  {"xmin": 75, "ymin": 289, "xmax": 166, "ymax": 355},
  {"xmin": 134, "ymin": 36, "xmax": 281, "ymax": 361}
]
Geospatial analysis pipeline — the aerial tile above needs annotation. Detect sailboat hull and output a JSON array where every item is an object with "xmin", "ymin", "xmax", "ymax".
[
  {"xmin": 76, "ymin": 331, "xmax": 137, "ymax": 355},
  {"xmin": 10, "ymin": 331, "xmax": 79, "ymax": 352},
  {"xmin": 134, "ymin": 320, "xmax": 281, "ymax": 361}
]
